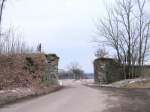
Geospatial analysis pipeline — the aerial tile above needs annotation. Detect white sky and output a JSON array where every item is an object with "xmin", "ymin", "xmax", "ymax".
[{"xmin": 2, "ymin": 0, "xmax": 113, "ymax": 73}]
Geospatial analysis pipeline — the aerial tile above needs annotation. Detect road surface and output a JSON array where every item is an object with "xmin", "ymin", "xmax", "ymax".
[{"xmin": 0, "ymin": 80, "xmax": 108, "ymax": 112}]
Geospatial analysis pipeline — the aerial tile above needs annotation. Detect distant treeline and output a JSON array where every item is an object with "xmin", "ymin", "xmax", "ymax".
[{"xmin": 59, "ymin": 69, "xmax": 94, "ymax": 79}]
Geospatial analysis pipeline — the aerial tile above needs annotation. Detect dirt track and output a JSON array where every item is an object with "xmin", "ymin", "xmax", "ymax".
[
  {"xmin": 0, "ymin": 84, "xmax": 108, "ymax": 112},
  {"xmin": 93, "ymin": 87, "xmax": 150, "ymax": 112},
  {"xmin": 0, "ymin": 80, "xmax": 150, "ymax": 112}
]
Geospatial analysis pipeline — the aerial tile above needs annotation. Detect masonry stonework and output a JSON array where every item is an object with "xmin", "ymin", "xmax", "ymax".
[
  {"xmin": 94, "ymin": 58, "xmax": 150, "ymax": 84},
  {"xmin": 94, "ymin": 58, "xmax": 123, "ymax": 84},
  {"xmin": 45, "ymin": 54, "xmax": 59, "ymax": 85}
]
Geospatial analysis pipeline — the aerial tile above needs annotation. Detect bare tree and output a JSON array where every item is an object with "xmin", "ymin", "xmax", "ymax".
[
  {"xmin": 96, "ymin": 0, "xmax": 150, "ymax": 79},
  {"xmin": 95, "ymin": 47, "xmax": 109, "ymax": 58},
  {"xmin": 0, "ymin": 0, "xmax": 35, "ymax": 55},
  {"xmin": 67, "ymin": 62, "xmax": 84, "ymax": 80},
  {"xmin": 0, "ymin": 28, "xmax": 34, "ymax": 55},
  {"xmin": 0, "ymin": 0, "xmax": 6, "ymax": 25},
  {"xmin": 0, "ymin": 0, "xmax": 7, "ymax": 35}
]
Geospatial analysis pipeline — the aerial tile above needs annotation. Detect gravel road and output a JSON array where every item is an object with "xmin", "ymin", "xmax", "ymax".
[
  {"xmin": 1, "ymin": 79, "xmax": 149, "ymax": 112},
  {"xmin": 0, "ymin": 83, "xmax": 108, "ymax": 112}
]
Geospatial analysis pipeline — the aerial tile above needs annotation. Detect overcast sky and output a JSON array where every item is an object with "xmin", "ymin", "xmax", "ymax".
[{"xmin": 2, "ymin": 0, "xmax": 114, "ymax": 73}]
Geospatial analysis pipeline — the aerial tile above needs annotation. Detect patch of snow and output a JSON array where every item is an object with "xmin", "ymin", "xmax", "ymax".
[
  {"xmin": 59, "ymin": 80, "xmax": 63, "ymax": 86},
  {"xmin": 11, "ymin": 90, "xmax": 17, "ymax": 93},
  {"xmin": 99, "ymin": 78, "xmax": 150, "ymax": 88},
  {"xmin": 0, "ymin": 90, "xmax": 5, "ymax": 94},
  {"xmin": 60, "ymin": 79, "xmax": 94, "ymax": 86}
]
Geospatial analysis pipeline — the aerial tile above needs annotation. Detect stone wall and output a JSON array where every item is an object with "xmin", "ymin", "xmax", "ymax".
[
  {"xmin": 94, "ymin": 58, "xmax": 150, "ymax": 84},
  {"xmin": 134, "ymin": 66, "xmax": 150, "ymax": 78},
  {"xmin": 94, "ymin": 58, "xmax": 123, "ymax": 84},
  {"xmin": 142, "ymin": 66, "xmax": 150, "ymax": 77},
  {"xmin": 45, "ymin": 54, "xmax": 59, "ymax": 85}
]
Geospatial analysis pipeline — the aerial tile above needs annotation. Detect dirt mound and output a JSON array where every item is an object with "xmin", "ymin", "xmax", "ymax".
[{"xmin": 0, "ymin": 54, "xmax": 48, "ymax": 90}]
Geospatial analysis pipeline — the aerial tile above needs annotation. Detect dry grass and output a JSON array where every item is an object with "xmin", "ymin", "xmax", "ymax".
[
  {"xmin": 125, "ymin": 79, "xmax": 150, "ymax": 88},
  {"xmin": 0, "ymin": 53, "xmax": 48, "ymax": 90},
  {"xmin": 0, "ymin": 85, "xmax": 62, "ymax": 106}
]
